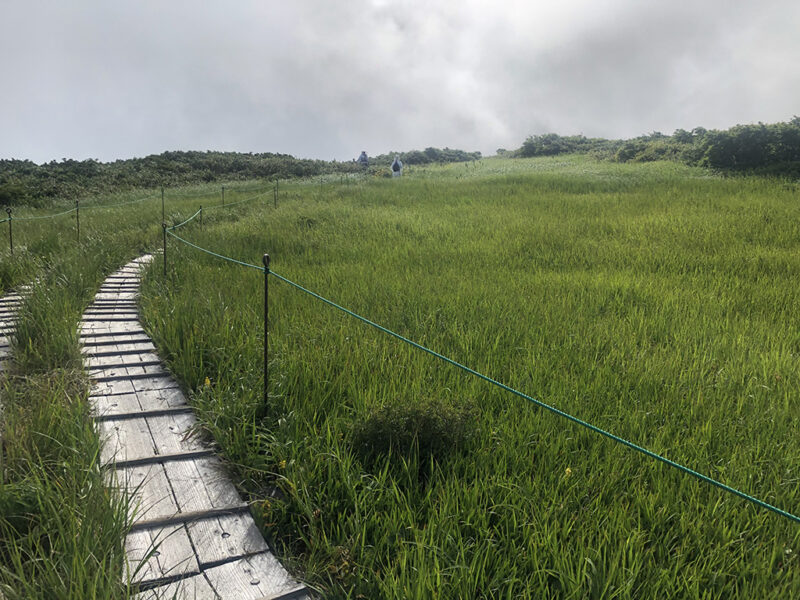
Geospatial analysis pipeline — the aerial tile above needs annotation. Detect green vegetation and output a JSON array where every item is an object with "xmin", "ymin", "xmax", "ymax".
[
  {"xmin": 138, "ymin": 157, "xmax": 799, "ymax": 598},
  {"xmin": 0, "ymin": 187, "xmax": 262, "ymax": 597},
  {"xmin": 2, "ymin": 155, "xmax": 799, "ymax": 597},
  {"xmin": 0, "ymin": 147, "xmax": 483, "ymax": 206},
  {"xmin": 517, "ymin": 117, "xmax": 800, "ymax": 177}
]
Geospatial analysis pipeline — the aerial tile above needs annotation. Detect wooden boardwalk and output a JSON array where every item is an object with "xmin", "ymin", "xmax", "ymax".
[
  {"xmin": 81, "ymin": 256, "xmax": 311, "ymax": 600},
  {"xmin": 0, "ymin": 283, "xmax": 31, "ymax": 375}
]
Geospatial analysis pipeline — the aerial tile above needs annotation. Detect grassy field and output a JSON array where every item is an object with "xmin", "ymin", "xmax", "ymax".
[
  {"xmin": 136, "ymin": 157, "xmax": 800, "ymax": 598},
  {"xmin": 2, "ymin": 156, "xmax": 799, "ymax": 598},
  {"xmin": 0, "ymin": 183, "xmax": 273, "ymax": 598}
]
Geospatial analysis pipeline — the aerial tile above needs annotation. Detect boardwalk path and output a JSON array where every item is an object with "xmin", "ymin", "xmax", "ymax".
[
  {"xmin": 81, "ymin": 255, "xmax": 310, "ymax": 600},
  {"xmin": 0, "ymin": 285, "xmax": 27, "ymax": 375}
]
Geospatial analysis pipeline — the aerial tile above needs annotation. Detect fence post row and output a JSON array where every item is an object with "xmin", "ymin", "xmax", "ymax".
[
  {"xmin": 162, "ymin": 222, "xmax": 167, "ymax": 277},
  {"xmin": 5, "ymin": 207, "xmax": 12, "ymax": 255},
  {"xmin": 263, "ymin": 253, "xmax": 270, "ymax": 410}
]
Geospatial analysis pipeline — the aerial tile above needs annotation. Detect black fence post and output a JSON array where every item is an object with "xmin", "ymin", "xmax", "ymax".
[
  {"xmin": 5, "ymin": 207, "xmax": 12, "ymax": 256},
  {"xmin": 222, "ymin": 185, "xmax": 225, "ymax": 207},
  {"xmin": 199, "ymin": 205, "xmax": 203, "ymax": 228},
  {"xmin": 162, "ymin": 222, "xmax": 167, "ymax": 277},
  {"xmin": 274, "ymin": 180, "xmax": 278, "ymax": 208},
  {"xmin": 75, "ymin": 199, "xmax": 80, "ymax": 243},
  {"xmin": 161, "ymin": 186, "xmax": 165, "ymax": 222},
  {"xmin": 263, "ymin": 253, "xmax": 270, "ymax": 410}
]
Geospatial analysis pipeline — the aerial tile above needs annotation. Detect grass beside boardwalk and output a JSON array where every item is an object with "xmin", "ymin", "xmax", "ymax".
[
  {"xmin": 0, "ymin": 196, "xmax": 159, "ymax": 598},
  {"xmin": 139, "ymin": 156, "xmax": 800, "ymax": 598},
  {"xmin": 0, "ymin": 185, "xmax": 272, "ymax": 597}
]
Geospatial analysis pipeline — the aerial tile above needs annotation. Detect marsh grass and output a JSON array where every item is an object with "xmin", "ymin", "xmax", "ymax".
[
  {"xmin": 137, "ymin": 157, "xmax": 800, "ymax": 597},
  {"xmin": 0, "ymin": 183, "xmax": 275, "ymax": 597},
  {"xmin": 0, "ymin": 371, "xmax": 133, "ymax": 599}
]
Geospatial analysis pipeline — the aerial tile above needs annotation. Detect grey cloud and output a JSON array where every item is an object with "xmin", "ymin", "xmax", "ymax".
[{"xmin": 1, "ymin": 1, "xmax": 798, "ymax": 163}]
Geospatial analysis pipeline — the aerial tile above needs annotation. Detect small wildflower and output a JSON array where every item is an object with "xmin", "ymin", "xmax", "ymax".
[
  {"xmin": 565, "ymin": 467, "xmax": 573, "ymax": 477},
  {"xmin": 204, "ymin": 376, "xmax": 211, "ymax": 387},
  {"xmin": 278, "ymin": 459, "xmax": 287, "ymax": 470}
]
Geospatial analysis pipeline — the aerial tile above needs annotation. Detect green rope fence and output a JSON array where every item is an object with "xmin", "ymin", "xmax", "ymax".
[
  {"xmin": 202, "ymin": 190, "xmax": 272, "ymax": 211},
  {"xmin": 168, "ymin": 209, "xmax": 203, "ymax": 231},
  {"xmin": 14, "ymin": 206, "xmax": 77, "ymax": 221},
  {"xmin": 164, "ymin": 228, "xmax": 800, "ymax": 526}
]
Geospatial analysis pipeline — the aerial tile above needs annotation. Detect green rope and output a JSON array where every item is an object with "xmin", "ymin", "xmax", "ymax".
[
  {"xmin": 168, "ymin": 209, "xmax": 202, "ymax": 231},
  {"xmin": 85, "ymin": 194, "xmax": 157, "ymax": 209},
  {"xmin": 15, "ymin": 207, "xmax": 77, "ymax": 220},
  {"xmin": 166, "ymin": 230, "xmax": 263, "ymax": 271},
  {"xmin": 204, "ymin": 190, "xmax": 271, "ymax": 211},
  {"xmin": 9, "ymin": 195, "xmax": 155, "ymax": 222},
  {"xmin": 165, "ymin": 231, "xmax": 800, "ymax": 526}
]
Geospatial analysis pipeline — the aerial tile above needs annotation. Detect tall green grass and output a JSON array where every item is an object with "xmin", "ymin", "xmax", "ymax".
[
  {"xmin": 0, "ymin": 182, "xmax": 279, "ymax": 596},
  {"xmin": 138, "ymin": 157, "xmax": 800, "ymax": 598}
]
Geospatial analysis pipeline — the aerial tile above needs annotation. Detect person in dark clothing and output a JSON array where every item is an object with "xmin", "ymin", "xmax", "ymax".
[{"xmin": 391, "ymin": 155, "xmax": 403, "ymax": 176}]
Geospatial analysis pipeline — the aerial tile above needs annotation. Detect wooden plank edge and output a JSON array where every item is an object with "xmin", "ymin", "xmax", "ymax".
[
  {"xmin": 129, "ymin": 504, "xmax": 250, "ymax": 532},
  {"xmin": 93, "ymin": 405, "xmax": 194, "ymax": 422},
  {"xmin": 104, "ymin": 449, "xmax": 214, "ymax": 470}
]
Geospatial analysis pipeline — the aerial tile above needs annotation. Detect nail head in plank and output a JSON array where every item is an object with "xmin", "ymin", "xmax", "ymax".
[
  {"xmin": 188, "ymin": 512, "xmax": 269, "ymax": 568},
  {"xmin": 203, "ymin": 552, "xmax": 303, "ymax": 600}
]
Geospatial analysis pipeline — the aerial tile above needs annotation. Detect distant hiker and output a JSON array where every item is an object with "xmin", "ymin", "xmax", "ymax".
[
  {"xmin": 391, "ymin": 155, "xmax": 403, "ymax": 177},
  {"xmin": 357, "ymin": 151, "xmax": 369, "ymax": 168}
]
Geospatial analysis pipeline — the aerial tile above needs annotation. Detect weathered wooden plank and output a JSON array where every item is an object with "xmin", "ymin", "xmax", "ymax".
[
  {"xmin": 187, "ymin": 512, "xmax": 268, "ymax": 568},
  {"xmin": 83, "ymin": 309, "xmax": 140, "ymax": 316},
  {"xmin": 86, "ymin": 353, "xmax": 162, "ymax": 368},
  {"xmin": 98, "ymin": 417, "xmax": 156, "ymax": 464},
  {"xmin": 84, "ymin": 347, "xmax": 159, "ymax": 360},
  {"xmin": 165, "ymin": 457, "xmax": 243, "ymax": 513},
  {"xmin": 90, "ymin": 375, "xmax": 181, "ymax": 397},
  {"xmin": 136, "ymin": 387, "xmax": 189, "ymax": 412},
  {"xmin": 133, "ymin": 376, "xmax": 181, "ymax": 393},
  {"xmin": 91, "ymin": 378, "xmax": 137, "ymax": 396},
  {"xmin": 126, "ymin": 525, "xmax": 200, "ymax": 584},
  {"xmin": 94, "ymin": 292, "xmax": 139, "ymax": 301},
  {"xmin": 81, "ymin": 321, "xmax": 146, "ymax": 334},
  {"xmin": 95, "ymin": 406, "xmax": 194, "ymax": 423},
  {"xmin": 203, "ymin": 552, "xmax": 303, "ymax": 600},
  {"xmin": 91, "ymin": 392, "xmax": 145, "ymax": 417},
  {"xmin": 92, "ymin": 370, "xmax": 172, "ymax": 383},
  {"xmin": 81, "ymin": 329, "xmax": 148, "ymax": 339},
  {"xmin": 82, "ymin": 336, "xmax": 153, "ymax": 348},
  {"xmin": 111, "ymin": 450, "xmax": 215, "ymax": 470},
  {"xmin": 145, "ymin": 413, "xmax": 203, "ymax": 455},
  {"xmin": 132, "ymin": 572, "xmax": 218, "ymax": 600},
  {"xmin": 114, "ymin": 463, "xmax": 179, "ymax": 522}
]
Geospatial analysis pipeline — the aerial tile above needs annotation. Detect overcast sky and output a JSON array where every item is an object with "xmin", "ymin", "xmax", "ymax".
[{"xmin": 1, "ymin": 1, "xmax": 798, "ymax": 164}]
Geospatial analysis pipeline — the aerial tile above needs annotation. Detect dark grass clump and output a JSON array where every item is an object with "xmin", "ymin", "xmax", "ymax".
[{"xmin": 351, "ymin": 398, "xmax": 476, "ymax": 479}]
